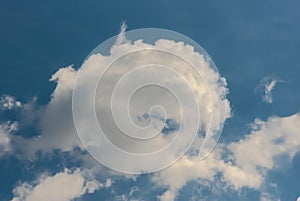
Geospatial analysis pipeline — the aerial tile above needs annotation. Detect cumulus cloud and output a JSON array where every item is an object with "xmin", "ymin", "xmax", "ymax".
[
  {"xmin": 154, "ymin": 146, "xmax": 259, "ymax": 200},
  {"xmin": 256, "ymin": 76, "xmax": 282, "ymax": 104},
  {"xmin": 0, "ymin": 23, "xmax": 230, "ymax": 199},
  {"xmin": 35, "ymin": 66, "xmax": 80, "ymax": 152},
  {"xmin": 17, "ymin": 23, "xmax": 231, "ymax": 174},
  {"xmin": 11, "ymin": 168, "xmax": 109, "ymax": 201},
  {"xmin": 15, "ymin": 66, "xmax": 81, "ymax": 156},
  {"xmin": 229, "ymin": 114, "xmax": 300, "ymax": 178},
  {"xmin": 0, "ymin": 95, "xmax": 22, "ymax": 110},
  {"xmin": 70, "ymin": 34, "xmax": 231, "ymax": 173},
  {"xmin": 154, "ymin": 113, "xmax": 300, "ymax": 200}
]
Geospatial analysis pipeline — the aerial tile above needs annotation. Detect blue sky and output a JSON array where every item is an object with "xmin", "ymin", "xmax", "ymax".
[{"xmin": 1, "ymin": 0, "xmax": 300, "ymax": 201}]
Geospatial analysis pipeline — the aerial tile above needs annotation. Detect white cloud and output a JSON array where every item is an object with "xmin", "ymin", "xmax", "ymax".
[
  {"xmin": 256, "ymin": 76, "xmax": 282, "ymax": 104},
  {"xmin": 16, "ymin": 24, "xmax": 230, "ymax": 175},
  {"xmin": 11, "ymin": 168, "xmax": 107, "ymax": 201},
  {"xmin": 0, "ymin": 127, "xmax": 12, "ymax": 157},
  {"xmin": 221, "ymin": 162, "xmax": 262, "ymax": 189},
  {"xmin": 154, "ymin": 113, "xmax": 300, "ymax": 200},
  {"xmin": 105, "ymin": 178, "xmax": 112, "ymax": 188},
  {"xmin": 154, "ymin": 152, "xmax": 221, "ymax": 201},
  {"xmin": 0, "ymin": 121, "xmax": 18, "ymax": 157},
  {"xmin": 18, "ymin": 66, "xmax": 81, "ymax": 155},
  {"xmin": 0, "ymin": 23, "xmax": 231, "ymax": 199},
  {"xmin": 153, "ymin": 152, "xmax": 222, "ymax": 193},
  {"xmin": 115, "ymin": 21, "xmax": 128, "ymax": 45},
  {"xmin": 1, "ymin": 27, "xmax": 230, "ymax": 201},
  {"xmin": 230, "ymin": 113, "xmax": 300, "ymax": 174},
  {"xmin": 158, "ymin": 190, "xmax": 175, "ymax": 201},
  {"xmin": 6, "ymin": 24, "xmax": 299, "ymax": 201},
  {"xmin": 0, "ymin": 95, "xmax": 22, "ymax": 110},
  {"xmin": 297, "ymin": 196, "xmax": 300, "ymax": 201},
  {"xmin": 70, "ymin": 36, "xmax": 230, "ymax": 172}
]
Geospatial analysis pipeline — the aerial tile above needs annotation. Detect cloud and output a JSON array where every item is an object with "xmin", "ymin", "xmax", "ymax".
[
  {"xmin": 35, "ymin": 66, "xmax": 80, "ymax": 152},
  {"xmin": 115, "ymin": 21, "xmax": 128, "ymax": 45},
  {"xmin": 15, "ymin": 24, "xmax": 231, "ymax": 175},
  {"xmin": 11, "ymin": 168, "xmax": 109, "ymax": 201},
  {"xmin": 0, "ymin": 24, "xmax": 230, "ymax": 199},
  {"xmin": 0, "ymin": 121, "xmax": 18, "ymax": 158},
  {"xmin": 158, "ymin": 190, "xmax": 175, "ymax": 201},
  {"xmin": 70, "ymin": 37, "xmax": 231, "ymax": 173},
  {"xmin": 15, "ymin": 66, "xmax": 81, "ymax": 156},
  {"xmin": 153, "ymin": 152, "xmax": 222, "ymax": 201},
  {"xmin": 229, "ymin": 113, "xmax": 300, "ymax": 174},
  {"xmin": 5, "ymin": 24, "xmax": 300, "ymax": 201},
  {"xmin": 154, "ymin": 113, "xmax": 300, "ymax": 200},
  {"xmin": 256, "ymin": 76, "xmax": 282, "ymax": 104},
  {"xmin": 0, "ymin": 95, "xmax": 22, "ymax": 110}
]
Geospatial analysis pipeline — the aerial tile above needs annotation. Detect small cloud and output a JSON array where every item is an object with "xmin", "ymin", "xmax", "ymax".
[
  {"xmin": 256, "ymin": 76, "xmax": 283, "ymax": 104},
  {"xmin": 0, "ymin": 95, "xmax": 22, "ymax": 110},
  {"xmin": 105, "ymin": 178, "xmax": 112, "ymax": 188},
  {"xmin": 115, "ymin": 21, "xmax": 128, "ymax": 45}
]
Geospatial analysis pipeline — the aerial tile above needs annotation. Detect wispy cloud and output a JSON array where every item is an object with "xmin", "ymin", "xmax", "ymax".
[
  {"xmin": 256, "ymin": 76, "xmax": 283, "ymax": 104},
  {"xmin": 115, "ymin": 21, "xmax": 128, "ymax": 45}
]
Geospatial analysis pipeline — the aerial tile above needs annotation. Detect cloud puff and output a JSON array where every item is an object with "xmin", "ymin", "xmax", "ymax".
[
  {"xmin": 11, "ymin": 168, "xmax": 108, "ymax": 201},
  {"xmin": 0, "ymin": 95, "xmax": 22, "ymax": 110},
  {"xmin": 0, "ymin": 95, "xmax": 22, "ymax": 111},
  {"xmin": 256, "ymin": 76, "xmax": 282, "ymax": 104}
]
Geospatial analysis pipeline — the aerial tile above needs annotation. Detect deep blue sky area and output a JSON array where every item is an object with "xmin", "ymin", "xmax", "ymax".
[{"xmin": 1, "ymin": 0, "xmax": 300, "ymax": 201}]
